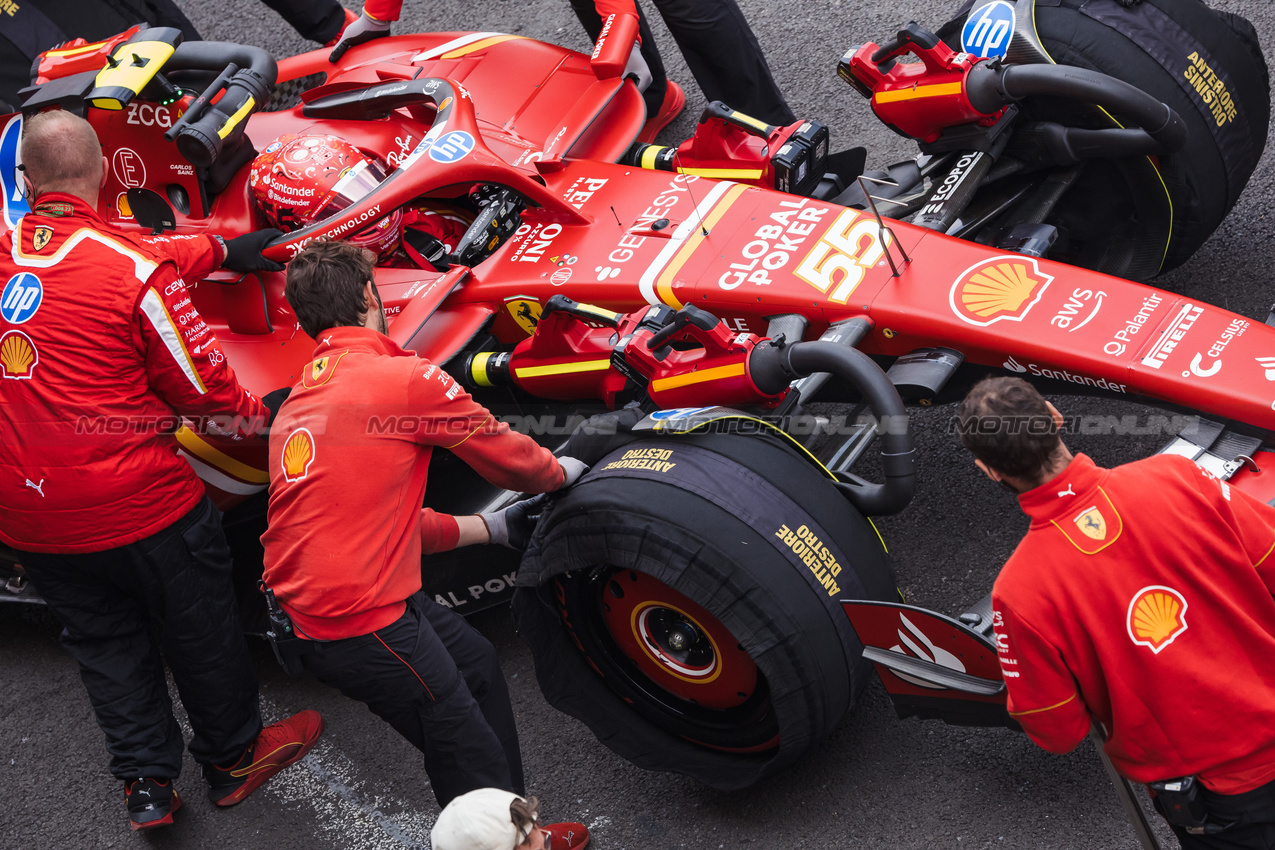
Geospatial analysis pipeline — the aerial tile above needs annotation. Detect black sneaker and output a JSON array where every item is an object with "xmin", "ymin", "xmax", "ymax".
[{"xmin": 125, "ymin": 777, "xmax": 182, "ymax": 831}]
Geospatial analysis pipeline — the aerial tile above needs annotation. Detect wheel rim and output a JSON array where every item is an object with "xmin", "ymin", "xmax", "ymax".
[
  {"xmin": 557, "ymin": 567, "xmax": 779, "ymax": 753},
  {"xmin": 601, "ymin": 571, "xmax": 758, "ymax": 710}
]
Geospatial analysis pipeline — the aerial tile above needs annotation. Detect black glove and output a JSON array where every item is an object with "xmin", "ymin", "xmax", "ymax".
[
  {"xmin": 261, "ymin": 386, "xmax": 292, "ymax": 427},
  {"xmin": 480, "ymin": 493, "xmax": 551, "ymax": 549},
  {"xmin": 221, "ymin": 229, "xmax": 286, "ymax": 273},
  {"xmin": 329, "ymin": 12, "xmax": 392, "ymax": 62}
]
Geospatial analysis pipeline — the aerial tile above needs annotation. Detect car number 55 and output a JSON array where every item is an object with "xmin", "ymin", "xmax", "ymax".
[{"xmin": 795, "ymin": 209, "xmax": 888, "ymax": 304}]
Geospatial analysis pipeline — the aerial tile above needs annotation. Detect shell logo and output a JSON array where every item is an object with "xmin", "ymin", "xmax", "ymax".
[
  {"xmin": 0, "ymin": 330, "xmax": 38, "ymax": 380},
  {"xmin": 281, "ymin": 427, "xmax": 316, "ymax": 482},
  {"xmin": 949, "ymin": 255, "xmax": 1054, "ymax": 326},
  {"xmin": 1126, "ymin": 585, "xmax": 1188, "ymax": 654}
]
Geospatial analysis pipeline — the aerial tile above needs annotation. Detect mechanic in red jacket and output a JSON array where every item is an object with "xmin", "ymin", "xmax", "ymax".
[
  {"xmin": 261, "ymin": 240, "xmax": 587, "ymax": 809},
  {"xmin": 328, "ymin": 0, "xmax": 795, "ymax": 141},
  {"xmin": 0, "ymin": 110, "xmax": 323, "ymax": 832},
  {"xmin": 957, "ymin": 376, "xmax": 1275, "ymax": 848}
]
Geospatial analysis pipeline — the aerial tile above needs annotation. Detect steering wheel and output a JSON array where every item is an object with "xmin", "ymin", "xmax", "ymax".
[{"xmin": 260, "ymin": 77, "xmax": 583, "ymax": 264}]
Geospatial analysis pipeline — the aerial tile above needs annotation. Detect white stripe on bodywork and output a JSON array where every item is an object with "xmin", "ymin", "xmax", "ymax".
[
  {"xmin": 11, "ymin": 226, "xmax": 157, "ymax": 281},
  {"xmin": 178, "ymin": 450, "xmax": 267, "ymax": 496},
  {"xmin": 411, "ymin": 32, "xmax": 504, "ymax": 62},
  {"xmin": 638, "ymin": 180, "xmax": 736, "ymax": 305},
  {"xmin": 140, "ymin": 288, "xmax": 205, "ymax": 395}
]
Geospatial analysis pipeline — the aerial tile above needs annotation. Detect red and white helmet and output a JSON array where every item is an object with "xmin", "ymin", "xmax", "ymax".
[{"xmin": 249, "ymin": 133, "xmax": 404, "ymax": 259}]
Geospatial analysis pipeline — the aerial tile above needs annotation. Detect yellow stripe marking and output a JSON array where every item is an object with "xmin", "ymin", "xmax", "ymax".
[
  {"xmin": 442, "ymin": 35, "xmax": 520, "ymax": 58},
  {"xmin": 655, "ymin": 183, "xmax": 749, "ymax": 308},
  {"xmin": 1254, "ymin": 535, "xmax": 1275, "ymax": 568},
  {"xmin": 442, "ymin": 413, "xmax": 494, "ymax": 450},
  {"xmin": 1009, "ymin": 692, "xmax": 1078, "ymax": 717},
  {"xmin": 640, "ymin": 145, "xmax": 667, "ymax": 170},
  {"xmin": 874, "ymin": 82, "xmax": 964, "ymax": 104},
  {"xmin": 175, "ymin": 426, "xmax": 269, "ymax": 484},
  {"xmin": 730, "ymin": 111, "xmax": 771, "ymax": 133},
  {"xmin": 217, "ymin": 96, "xmax": 256, "ymax": 139},
  {"xmin": 470, "ymin": 351, "xmax": 495, "ymax": 387},
  {"xmin": 514, "ymin": 359, "xmax": 612, "ymax": 378},
  {"xmin": 676, "ymin": 168, "xmax": 764, "ymax": 180},
  {"xmin": 650, "ymin": 362, "xmax": 746, "ymax": 392}
]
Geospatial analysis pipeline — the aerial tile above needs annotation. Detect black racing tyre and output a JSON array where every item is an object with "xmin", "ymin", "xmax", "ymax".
[
  {"xmin": 512, "ymin": 426, "xmax": 897, "ymax": 789},
  {"xmin": 943, "ymin": 0, "xmax": 1269, "ymax": 279}
]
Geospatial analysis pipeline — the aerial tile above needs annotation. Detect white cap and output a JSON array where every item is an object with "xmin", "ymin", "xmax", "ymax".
[{"xmin": 431, "ymin": 788, "xmax": 526, "ymax": 850}]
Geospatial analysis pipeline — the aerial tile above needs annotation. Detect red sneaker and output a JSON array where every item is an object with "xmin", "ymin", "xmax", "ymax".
[
  {"xmin": 125, "ymin": 777, "xmax": 182, "ymax": 831},
  {"xmin": 543, "ymin": 821, "xmax": 590, "ymax": 850},
  {"xmin": 637, "ymin": 81, "xmax": 685, "ymax": 143},
  {"xmin": 325, "ymin": 8, "xmax": 361, "ymax": 47},
  {"xmin": 204, "ymin": 710, "xmax": 323, "ymax": 806}
]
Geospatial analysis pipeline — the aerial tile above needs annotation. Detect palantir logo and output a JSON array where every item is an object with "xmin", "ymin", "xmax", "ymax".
[
  {"xmin": 1, "ymin": 272, "xmax": 42, "ymax": 325},
  {"xmin": 962, "ymin": 1, "xmax": 1016, "ymax": 59}
]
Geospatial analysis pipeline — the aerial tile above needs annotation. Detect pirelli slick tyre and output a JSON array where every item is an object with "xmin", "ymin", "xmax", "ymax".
[
  {"xmin": 944, "ymin": 0, "xmax": 1269, "ymax": 279},
  {"xmin": 512, "ymin": 429, "xmax": 897, "ymax": 790}
]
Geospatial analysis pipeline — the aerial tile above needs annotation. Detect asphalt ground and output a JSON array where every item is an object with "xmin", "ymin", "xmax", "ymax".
[{"xmin": 3, "ymin": 0, "xmax": 1274, "ymax": 847}]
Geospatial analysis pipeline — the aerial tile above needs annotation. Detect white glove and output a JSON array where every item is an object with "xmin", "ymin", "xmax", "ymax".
[
  {"xmin": 329, "ymin": 11, "xmax": 392, "ymax": 62},
  {"xmin": 558, "ymin": 456, "xmax": 590, "ymax": 488},
  {"xmin": 623, "ymin": 42, "xmax": 653, "ymax": 92}
]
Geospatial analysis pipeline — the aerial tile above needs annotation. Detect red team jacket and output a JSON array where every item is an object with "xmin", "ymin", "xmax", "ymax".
[
  {"xmin": 261, "ymin": 326, "xmax": 563, "ymax": 641},
  {"xmin": 992, "ymin": 453, "xmax": 1275, "ymax": 793},
  {"xmin": 0, "ymin": 194, "xmax": 265, "ymax": 553}
]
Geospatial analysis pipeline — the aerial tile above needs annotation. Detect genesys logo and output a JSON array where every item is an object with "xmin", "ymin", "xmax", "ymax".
[
  {"xmin": 1003, "ymin": 356, "xmax": 1127, "ymax": 393},
  {"xmin": 950, "ymin": 256, "xmax": 1053, "ymax": 326}
]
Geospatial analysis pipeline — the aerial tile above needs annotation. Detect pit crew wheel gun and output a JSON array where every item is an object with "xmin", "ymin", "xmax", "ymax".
[
  {"xmin": 840, "ymin": 22, "xmax": 1188, "ymax": 234},
  {"xmin": 465, "ymin": 296, "xmax": 786, "ymax": 410}
]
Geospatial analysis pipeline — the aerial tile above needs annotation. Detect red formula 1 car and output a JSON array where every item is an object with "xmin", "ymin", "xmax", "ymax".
[{"xmin": 0, "ymin": 0, "xmax": 1270, "ymax": 792}]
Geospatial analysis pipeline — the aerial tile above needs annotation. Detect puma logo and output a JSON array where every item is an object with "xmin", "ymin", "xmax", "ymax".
[
  {"xmin": 1057, "ymin": 484, "xmax": 1075, "ymax": 498},
  {"xmin": 24, "ymin": 478, "xmax": 44, "ymax": 498}
]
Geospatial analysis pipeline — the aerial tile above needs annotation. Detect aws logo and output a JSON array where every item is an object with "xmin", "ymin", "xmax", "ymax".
[
  {"xmin": 949, "ymin": 256, "xmax": 1053, "ymax": 327},
  {"xmin": 1126, "ymin": 585, "xmax": 1188, "ymax": 654},
  {"xmin": 281, "ymin": 427, "xmax": 316, "ymax": 482}
]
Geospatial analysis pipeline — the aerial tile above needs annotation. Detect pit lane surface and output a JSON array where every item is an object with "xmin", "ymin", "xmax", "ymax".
[{"xmin": 3, "ymin": 0, "xmax": 1272, "ymax": 847}]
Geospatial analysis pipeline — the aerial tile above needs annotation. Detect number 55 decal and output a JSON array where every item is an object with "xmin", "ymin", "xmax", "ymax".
[{"xmin": 794, "ymin": 209, "xmax": 888, "ymax": 304}]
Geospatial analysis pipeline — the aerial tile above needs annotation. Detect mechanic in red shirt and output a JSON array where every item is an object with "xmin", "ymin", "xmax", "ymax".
[
  {"xmin": 956, "ymin": 376, "xmax": 1275, "ymax": 848},
  {"xmin": 328, "ymin": 0, "xmax": 794, "ymax": 141},
  {"xmin": 0, "ymin": 111, "xmax": 324, "ymax": 831},
  {"xmin": 261, "ymin": 240, "xmax": 587, "ymax": 809}
]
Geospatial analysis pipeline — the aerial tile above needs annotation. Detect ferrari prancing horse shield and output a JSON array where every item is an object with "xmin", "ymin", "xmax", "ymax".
[
  {"xmin": 1073, "ymin": 505, "xmax": 1107, "ymax": 540},
  {"xmin": 32, "ymin": 226, "xmax": 52, "ymax": 252}
]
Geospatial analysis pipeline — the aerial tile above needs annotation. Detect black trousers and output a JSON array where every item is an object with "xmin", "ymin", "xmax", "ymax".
[
  {"xmin": 568, "ymin": 0, "xmax": 796, "ymax": 126},
  {"xmin": 259, "ymin": 0, "xmax": 348, "ymax": 44},
  {"xmin": 18, "ymin": 497, "xmax": 262, "ymax": 780},
  {"xmin": 1161, "ymin": 776, "xmax": 1275, "ymax": 849},
  {"xmin": 302, "ymin": 592, "xmax": 523, "ymax": 808}
]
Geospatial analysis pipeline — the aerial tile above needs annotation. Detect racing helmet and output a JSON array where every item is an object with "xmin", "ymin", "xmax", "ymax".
[{"xmin": 249, "ymin": 133, "xmax": 404, "ymax": 259}]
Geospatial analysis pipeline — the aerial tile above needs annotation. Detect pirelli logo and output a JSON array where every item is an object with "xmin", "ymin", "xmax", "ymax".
[
  {"xmin": 1141, "ymin": 303, "xmax": 1202, "ymax": 369},
  {"xmin": 775, "ymin": 523, "xmax": 842, "ymax": 597}
]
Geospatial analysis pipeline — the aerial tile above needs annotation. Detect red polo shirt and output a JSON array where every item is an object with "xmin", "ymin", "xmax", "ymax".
[
  {"xmin": 261, "ymin": 326, "xmax": 563, "ymax": 640},
  {"xmin": 992, "ymin": 453, "xmax": 1275, "ymax": 793}
]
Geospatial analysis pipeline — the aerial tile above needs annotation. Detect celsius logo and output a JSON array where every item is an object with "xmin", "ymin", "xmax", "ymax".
[
  {"xmin": 1257, "ymin": 356, "xmax": 1275, "ymax": 380},
  {"xmin": 1003, "ymin": 356, "xmax": 1027, "ymax": 373},
  {"xmin": 962, "ymin": 1, "xmax": 1015, "ymax": 59},
  {"xmin": 1, "ymin": 272, "xmax": 42, "ymax": 324}
]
